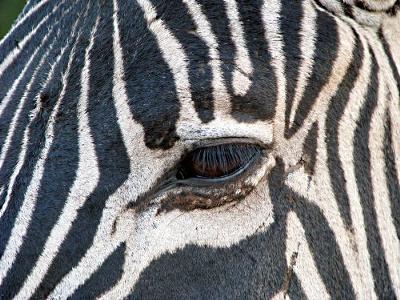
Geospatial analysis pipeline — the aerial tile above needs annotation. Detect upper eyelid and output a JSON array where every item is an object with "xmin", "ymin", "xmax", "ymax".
[
  {"xmin": 177, "ymin": 121, "xmax": 274, "ymax": 145},
  {"xmin": 183, "ymin": 137, "xmax": 270, "ymax": 152}
]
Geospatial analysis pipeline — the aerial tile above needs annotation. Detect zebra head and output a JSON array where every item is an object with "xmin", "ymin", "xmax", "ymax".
[{"xmin": 0, "ymin": 0, "xmax": 399, "ymax": 298}]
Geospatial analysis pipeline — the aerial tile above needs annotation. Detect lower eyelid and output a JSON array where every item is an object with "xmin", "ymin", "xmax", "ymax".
[{"xmin": 156, "ymin": 182, "xmax": 257, "ymax": 215}]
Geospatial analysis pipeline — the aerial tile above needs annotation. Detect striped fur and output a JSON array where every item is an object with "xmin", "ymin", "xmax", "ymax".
[{"xmin": 0, "ymin": 0, "xmax": 399, "ymax": 298}]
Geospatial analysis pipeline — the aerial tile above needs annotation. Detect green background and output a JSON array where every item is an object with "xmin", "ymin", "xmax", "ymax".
[{"xmin": 0, "ymin": 0, "xmax": 27, "ymax": 39}]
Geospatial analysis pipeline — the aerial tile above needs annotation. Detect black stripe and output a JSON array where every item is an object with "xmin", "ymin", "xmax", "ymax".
[
  {"xmin": 384, "ymin": 110, "xmax": 400, "ymax": 242},
  {"xmin": 282, "ymin": 0, "xmax": 303, "ymax": 130},
  {"xmin": 149, "ymin": 0, "xmax": 214, "ymax": 123},
  {"xmin": 354, "ymin": 0, "xmax": 373, "ymax": 11},
  {"xmin": 117, "ymin": 0, "xmax": 180, "ymax": 150},
  {"xmin": 286, "ymin": 8, "xmax": 339, "ymax": 137},
  {"xmin": 35, "ymin": 1, "xmax": 131, "ymax": 296},
  {"xmin": 0, "ymin": 188, "xmax": 4, "ymax": 211},
  {"xmin": 231, "ymin": 0, "xmax": 277, "ymax": 122},
  {"xmin": 287, "ymin": 274, "xmax": 308, "ymax": 299},
  {"xmin": 0, "ymin": 2, "xmax": 91, "ymax": 298},
  {"xmin": 388, "ymin": 0, "xmax": 400, "ymax": 16},
  {"xmin": 0, "ymin": 0, "xmax": 86, "ymax": 277},
  {"xmin": 198, "ymin": 0, "xmax": 235, "ymax": 101},
  {"xmin": 303, "ymin": 122, "xmax": 318, "ymax": 177},
  {"xmin": 342, "ymin": 2, "xmax": 355, "ymax": 18},
  {"xmin": 353, "ymin": 50, "xmax": 395, "ymax": 297},
  {"xmin": 378, "ymin": 29, "xmax": 400, "ymax": 97},
  {"xmin": 71, "ymin": 243, "xmax": 126, "ymax": 299},
  {"xmin": 131, "ymin": 230, "xmax": 286, "ymax": 299},
  {"xmin": 326, "ymin": 30, "xmax": 364, "ymax": 231},
  {"xmin": 0, "ymin": 1, "xmax": 71, "ymax": 106},
  {"xmin": 293, "ymin": 194, "xmax": 355, "ymax": 298}
]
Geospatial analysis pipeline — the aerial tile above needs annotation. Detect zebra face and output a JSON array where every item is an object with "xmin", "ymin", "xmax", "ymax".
[{"xmin": 0, "ymin": 0, "xmax": 399, "ymax": 298}]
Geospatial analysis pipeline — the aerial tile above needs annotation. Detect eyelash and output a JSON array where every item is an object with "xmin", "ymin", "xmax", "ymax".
[{"xmin": 176, "ymin": 143, "xmax": 263, "ymax": 181}]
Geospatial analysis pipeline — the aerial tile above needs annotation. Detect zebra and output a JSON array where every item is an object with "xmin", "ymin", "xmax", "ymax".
[{"xmin": 0, "ymin": 0, "xmax": 399, "ymax": 298}]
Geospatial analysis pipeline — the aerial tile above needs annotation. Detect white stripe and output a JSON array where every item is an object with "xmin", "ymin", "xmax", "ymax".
[
  {"xmin": 177, "ymin": 0, "xmax": 275, "ymax": 149},
  {"xmin": 0, "ymin": 26, "xmax": 81, "ymax": 287},
  {"xmin": 390, "ymin": 98, "xmax": 400, "ymax": 189},
  {"xmin": 15, "ymin": 16, "xmax": 100, "ymax": 299},
  {"xmin": 289, "ymin": 0, "xmax": 317, "ymax": 125},
  {"xmin": 47, "ymin": 238, "xmax": 119, "ymax": 299},
  {"xmin": 0, "ymin": 0, "xmax": 64, "ymax": 79},
  {"xmin": 0, "ymin": 131, "xmax": 30, "ymax": 222},
  {"xmin": 369, "ymin": 72, "xmax": 400, "ymax": 296},
  {"xmin": 261, "ymin": 0, "xmax": 287, "ymax": 146},
  {"xmin": 224, "ymin": 0, "xmax": 253, "ymax": 96},
  {"xmin": 286, "ymin": 211, "xmax": 330, "ymax": 299},
  {"xmin": 271, "ymin": 292, "xmax": 291, "ymax": 300},
  {"xmin": 338, "ymin": 32, "xmax": 376, "ymax": 297},
  {"xmin": 137, "ymin": 0, "xmax": 201, "ymax": 125}
]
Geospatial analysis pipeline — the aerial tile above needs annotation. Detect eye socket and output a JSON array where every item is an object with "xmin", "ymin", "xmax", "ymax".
[{"xmin": 177, "ymin": 143, "xmax": 262, "ymax": 180}]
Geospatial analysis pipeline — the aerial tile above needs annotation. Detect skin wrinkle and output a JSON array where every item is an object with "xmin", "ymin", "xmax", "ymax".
[{"xmin": 0, "ymin": 0, "xmax": 399, "ymax": 298}]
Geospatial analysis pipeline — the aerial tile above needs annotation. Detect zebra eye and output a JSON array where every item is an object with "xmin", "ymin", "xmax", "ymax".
[
  {"xmin": 177, "ymin": 143, "xmax": 262, "ymax": 180},
  {"xmin": 128, "ymin": 142, "xmax": 269, "ymax": 214}
]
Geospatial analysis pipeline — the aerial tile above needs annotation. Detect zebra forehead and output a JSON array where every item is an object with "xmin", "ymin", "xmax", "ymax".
[{"xmin": 86, "ymin": 0, "xmax": 345, "ymax": 150}]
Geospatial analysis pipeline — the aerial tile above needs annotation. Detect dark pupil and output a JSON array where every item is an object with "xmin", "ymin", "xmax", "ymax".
[{"xmin": 178, "ymin": 143, "xmax": 261, "ymax": 179}]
